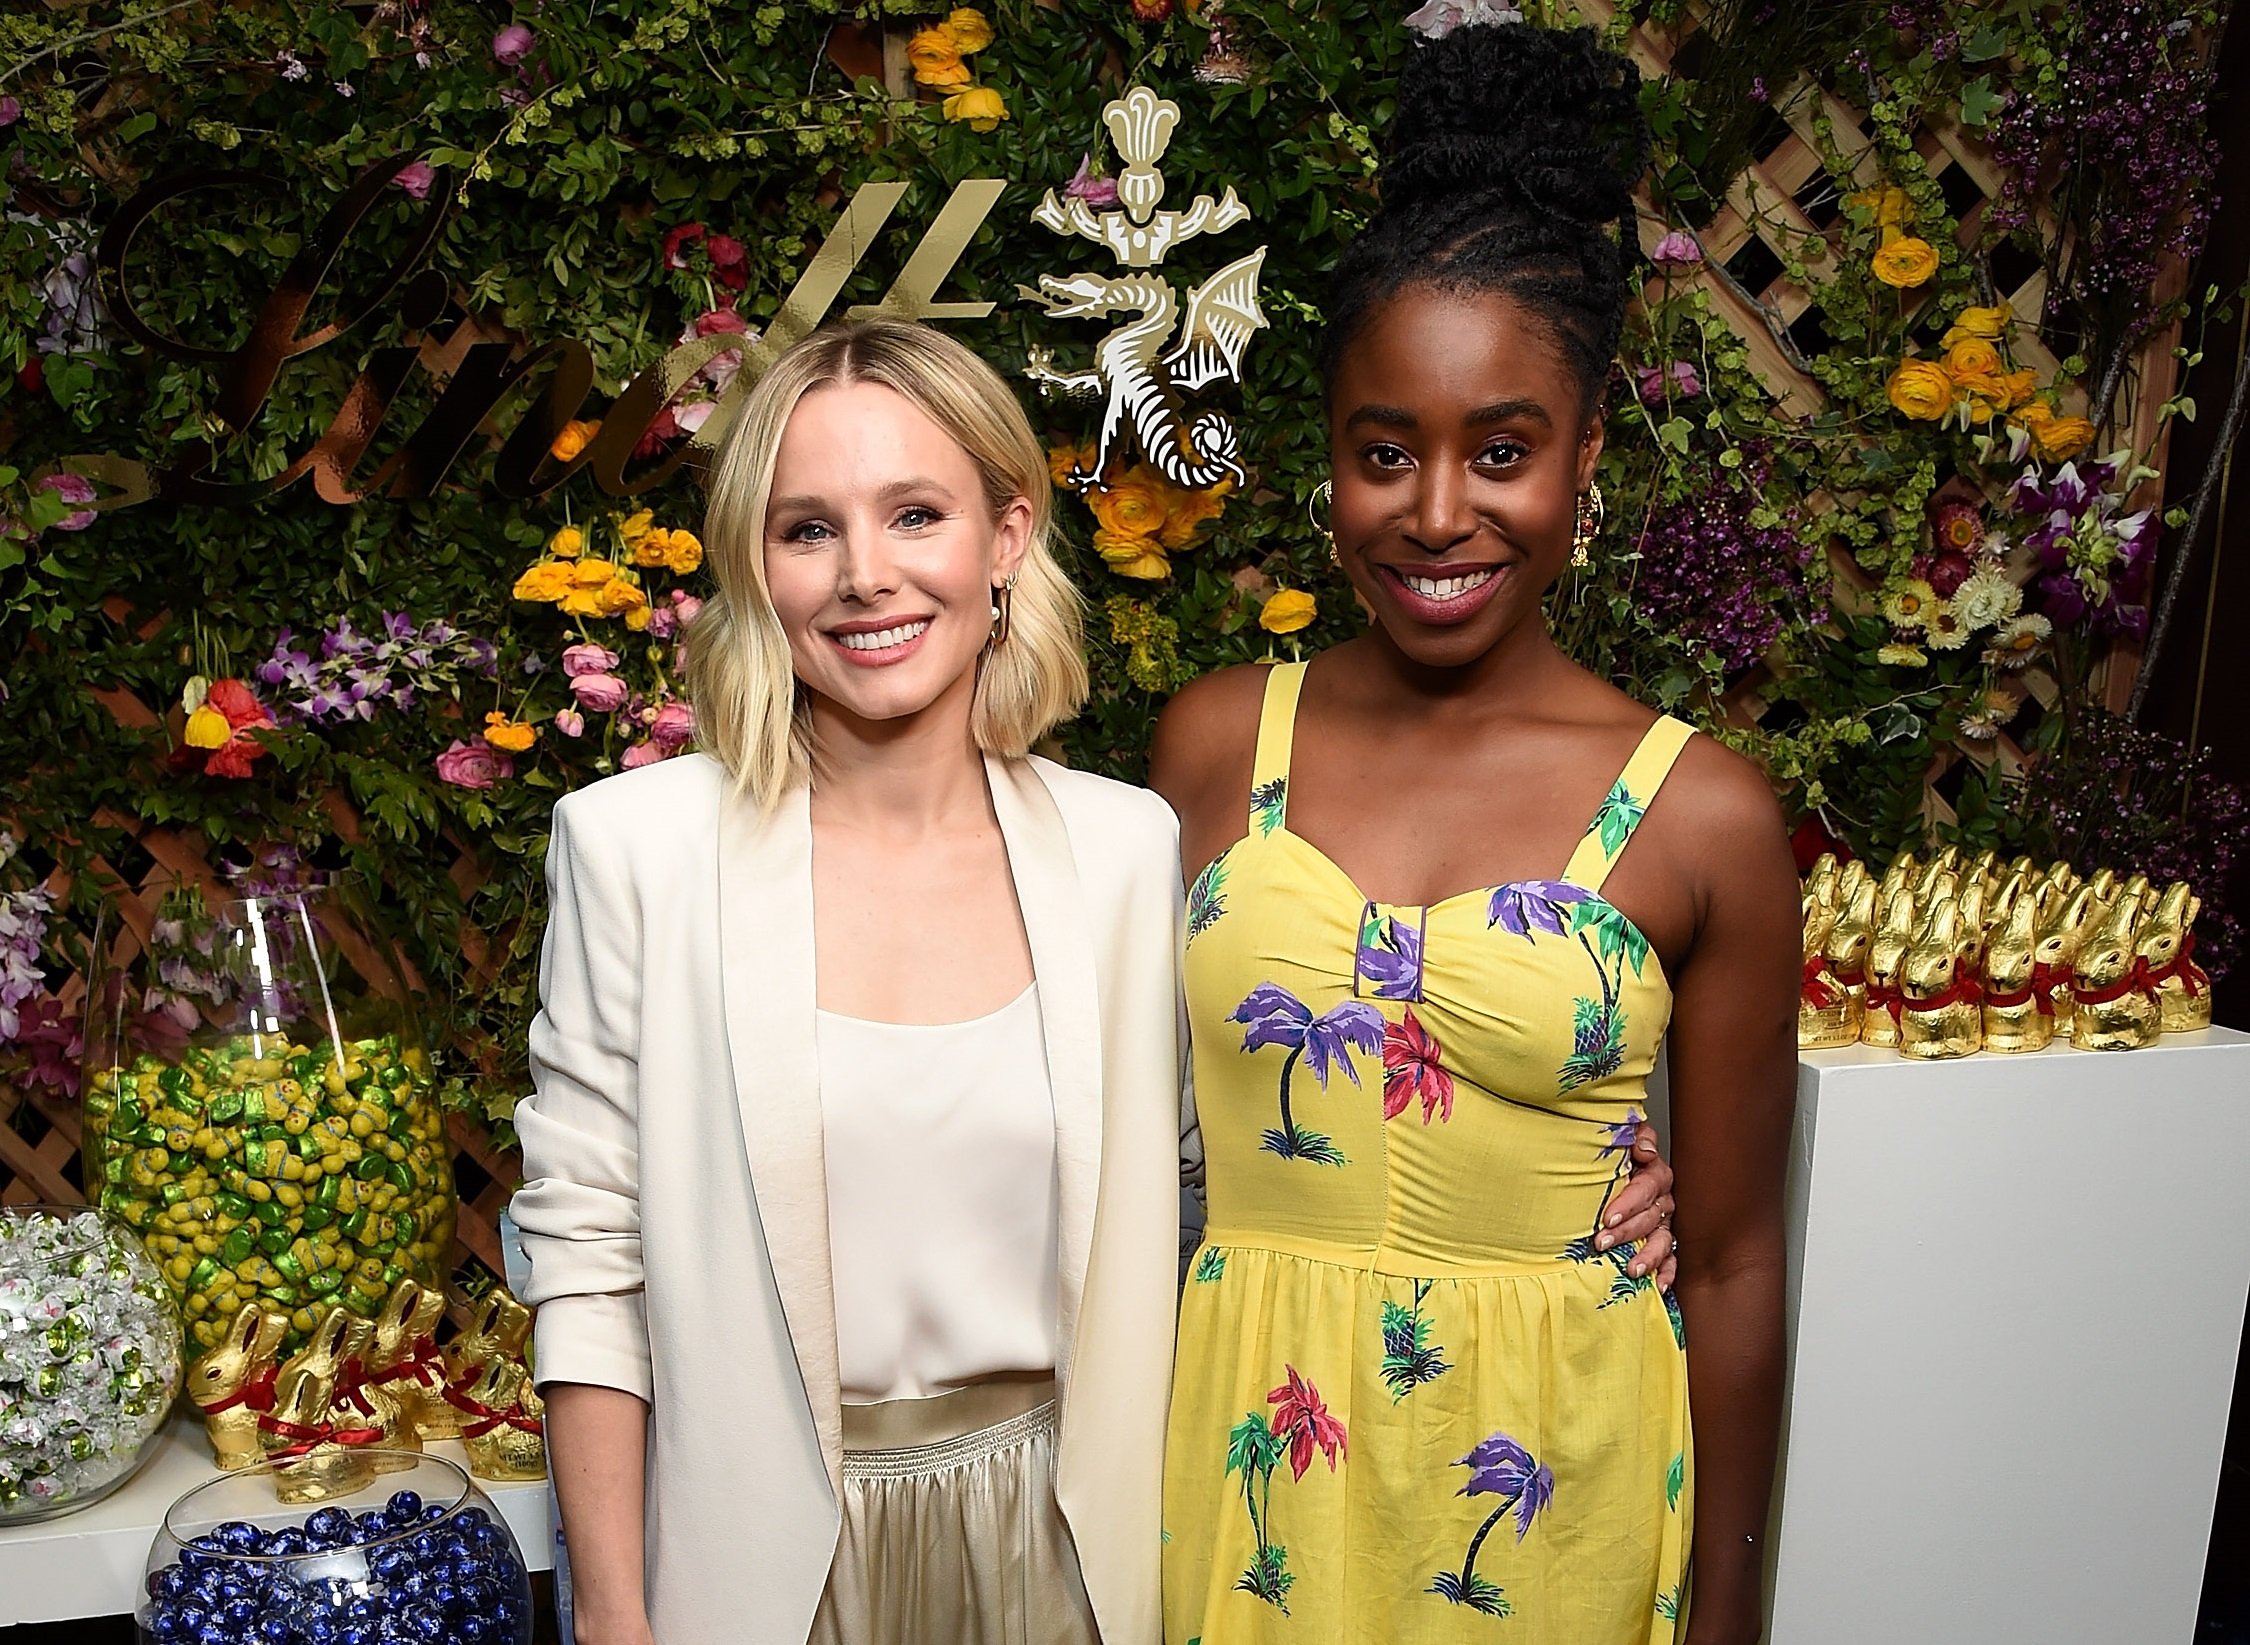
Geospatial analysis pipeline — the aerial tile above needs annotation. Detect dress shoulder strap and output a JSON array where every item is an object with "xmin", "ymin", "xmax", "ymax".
[
  {"xmin": 1246, "ymin": 662, "xmax": 1306, "ymax": 837},
  {"xmin": 1559, "ymin": 715, "xmax": 1698, "ymax": 893}
]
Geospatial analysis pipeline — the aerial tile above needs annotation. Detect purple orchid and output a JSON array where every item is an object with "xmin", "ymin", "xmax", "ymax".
[
  {"xmin": 1233, "ymin": 985, "xmax": 1384, "ymax": 1087},
  {"xmin": 1489, "ymin": 880, "xmax": 1590, "ymax": 938}
]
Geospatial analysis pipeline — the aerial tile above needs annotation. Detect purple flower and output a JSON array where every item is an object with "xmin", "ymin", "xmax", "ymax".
[
  {"xmin": 1634, "ymin": 360, "xmax": 1702, "ymax": 404},
  {"xmin": 492, "ymin": 23, "xmax": 534, "ymax": 65},
  {"xmin": 1231, "ymin": 985, "xmax": 1385, "ymax": 1088},
  {"xmin": 1650, "ymin": 230, "xmax": 1703, "ymax": 270},
  {"xmin": 37, "ymin": 472, "xmax": 97, "ymax": 531},
  {"xmin": 1489, "ymin": 880, "xmax": 1590, "ymax": 938},
  {"xmin": 562, "ymin": 642, "xmax": 621, "ymax": 677},
  {"xmin": 649, "ymin": 701, "xmax": 695, "ymax": 753},
  {"xmin": 2036, "ymin": 572, "xmax": 2089, "ymax": 626},
  {"xmin": 1355, "ymin": 914, "xmax": 1425, "ymax": 1001},
  {"xmin": 1455, "ymin": 1432, "xmax": 1555, "ymax": 1539},
  {"xmin": 1062, "ymin": 156, "xmax": 1120, "ymax": 209},
  {"xmin": 1599, "ymin": 1109, "xmax": 1646, "ymax": 1158},
  {"xmin": 0, "ymin": 97, "xmax": 20, "ymax": 127}
]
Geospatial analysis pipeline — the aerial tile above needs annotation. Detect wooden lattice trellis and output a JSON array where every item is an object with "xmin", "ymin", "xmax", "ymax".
[{"xmin": 0, "ymin": 10, "xmax": 2195, "ymax": 1241}]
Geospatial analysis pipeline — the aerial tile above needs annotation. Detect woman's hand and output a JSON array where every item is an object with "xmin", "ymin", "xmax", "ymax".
[{"xmin": 1594, "ymin": 1121, "xmax": 1677, "ymax": 1289}]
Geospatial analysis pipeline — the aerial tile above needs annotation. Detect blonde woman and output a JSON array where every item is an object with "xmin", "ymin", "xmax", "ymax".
[{"xmin": 512, "ymin": 319, "xmax": 1185, "ymax": 1645}]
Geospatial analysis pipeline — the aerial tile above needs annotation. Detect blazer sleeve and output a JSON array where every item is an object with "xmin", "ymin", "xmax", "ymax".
[{"xmin": 512, "ymin": 797, "xmax": 655, "ymax": 1403}]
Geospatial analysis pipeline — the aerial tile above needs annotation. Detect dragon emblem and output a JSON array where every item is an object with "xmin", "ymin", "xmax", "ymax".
[{"xmin": 1021, "ymin": 85, "xmax": 1268, "ymax": 493}]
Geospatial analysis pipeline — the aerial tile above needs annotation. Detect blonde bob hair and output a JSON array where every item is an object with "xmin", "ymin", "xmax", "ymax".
[{"xmin": 686, "ymin": 318, "xmax": 1088, "ymax": 811}]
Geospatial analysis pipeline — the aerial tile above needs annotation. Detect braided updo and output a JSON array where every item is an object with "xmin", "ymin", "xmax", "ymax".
[{"xmin": 1321, "ymin": 22, "xmax": 1652, "ymax": 415}]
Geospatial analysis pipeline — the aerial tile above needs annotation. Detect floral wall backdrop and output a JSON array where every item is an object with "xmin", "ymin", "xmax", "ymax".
[{"xmin": 0, "ymin": 0, "xmax": 2242, "ymax": 1152}]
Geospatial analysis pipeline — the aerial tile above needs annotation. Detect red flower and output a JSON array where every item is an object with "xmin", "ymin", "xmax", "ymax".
[
  {"xmin": 1130, "ymin": 0, "xmax": 1174, "ymax": 19},
  {"xmin": 632, "ymin": 406, "xmax": 681, "ymax": 461},
  {"xmin": 706, "ymin": 232, "xmax": 745, "ymax": 269},
  {"xmin": 1267, "ymin": 1366, "xmax": 1346, "ymax": 1481},
  {"xmin": 205, "ymin": 678, "xmax": 272, "ymax": 732},
  {"xmin": 192, "ymin": 678, "xmax": 275, "ymax": 778},
  {"xmin": 1382, "ymin": 1007, "xmax": 1454, "ymax": 1124},
  {"xmin": 693, "ymin": 307, "xmax": 749, "ymax": 337},
  {"xmin": 662, "ymin": 223, "xmax": 706, "ymax": 269}
]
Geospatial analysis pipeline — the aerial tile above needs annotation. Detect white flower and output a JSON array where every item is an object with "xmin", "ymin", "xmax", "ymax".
[
  {"xmin": 1987, "ymin": 612, "xmax": 2053, "ymax": 669},
  {"xmin": 1404, "ymin": 0, "xmax": 1524, "ymax": 38},
  {"xmin": 1925, "ymin": 601, "xmax": 1975, "ymax": 650},
  {"xmin": 1957, "ymin": 711, "xmax": 2002, "ymax": 741},
  {"xmin": 1951, "ymin": 565, "xmax": 2023, "ymax": 632}
]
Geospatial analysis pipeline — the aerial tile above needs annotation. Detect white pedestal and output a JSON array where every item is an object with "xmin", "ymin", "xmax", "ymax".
[
  {"xmin": 0, "ymin": 1414, "xmax": 553, "ymax": 1626},
  {"xmin": 1764, "ymin": 1027, "xmax": 2250, "ymax": 1645}
]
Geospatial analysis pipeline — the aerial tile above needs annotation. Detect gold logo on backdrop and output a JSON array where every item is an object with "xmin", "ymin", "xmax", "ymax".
[
  {"xmin": 60, "ymin": 163, "xmax": 1005, "ymax": 511},
  {"xmin": 1021, "ymin": 85, "xmax": 1268, "ymax": 492}
]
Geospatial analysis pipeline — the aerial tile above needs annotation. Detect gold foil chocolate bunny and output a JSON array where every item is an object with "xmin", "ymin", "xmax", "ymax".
[
  {"xmin": 330, "ymin": 1315, "xmax": 419, "ymax": 1472},
  {"xmin": 2144, "ymin": 881, "xmax": 2213, "ymax": 1034},
  {"xmin": 2034, "ymin": 882, "xmax": 2099, "ymax": 1039},
  {"xmin": 1980, "ymin": 887, "xmax": 2054, "ymax": 1053},
  {"xmin": 454, "ymin": 1356, "xmax": 549, "ymax": 1484},
  {"xmin": 1900, "ymin": 898, "xmax": 1983, "ymax": 1059},
  {"xmin": 368, "ymin": 1279, "xmax": 454, "ymax": 1442},
  {"xmin": 261, "ymin": 1307, "xmax": 380, "ymax": 1503},
  {"xmin": 1802, "ymin": 879, "xmax": 1876, "ymax": 1048},
  {"xmin": 1797, "ymin": 895, "xmax": 1852, "ymax": 1048},
  {"xmin": 2071, "ymin": 893, "xmax": 2161, "ymax": 1051},
  {"xmin": 187, "ymin": 1303, "xmax": 290, "ymax": 1470},
  {"xmin": 1860, "ymin": 884, "xmax": 1919, "ymax": 1049}
]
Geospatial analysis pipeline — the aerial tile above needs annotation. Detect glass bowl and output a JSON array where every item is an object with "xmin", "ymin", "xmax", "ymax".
[
  {"xmin": 82, "ymin": 878, "xmax": 457, "ymax": 1356},
  {"xmin": 139, "ymin": 1450, "xmax": 533, "ymax": 1645},
  {"xmin": 0, "ymin": 1203, "xmax": 183, "ymax": 1523}
]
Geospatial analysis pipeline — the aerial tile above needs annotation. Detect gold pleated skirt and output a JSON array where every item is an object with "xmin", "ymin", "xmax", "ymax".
[{"xmin": 810, "ymin": 1378, "xmax": 1098, "ymax": 1645}]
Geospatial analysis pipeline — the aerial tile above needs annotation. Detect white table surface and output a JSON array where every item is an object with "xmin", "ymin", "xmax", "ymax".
[{"xmin": 0, "ymin": 1414, "xmax": 553, "ymax": 1626}]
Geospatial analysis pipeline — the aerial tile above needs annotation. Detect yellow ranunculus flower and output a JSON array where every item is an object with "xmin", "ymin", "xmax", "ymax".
[
  {"xmin": 1847, "ymin": 186, "xmax": 1913, "ymax": 229},
  {"xmin": 572, "ymin": 558, "xmax": 615, "ymax": 586},
  {"xmin": 625, "ymin": 604, "xmax": 654, "ymax": 632},
  {"xmin": 1952, "ymin": 371, "xmax": 2010, "ymax": 422},
  {"xmin": 940, "ymin": 8, "xmax": 994, "ymax": 54},
  {"xmin": 1871, "ymin": 236, "xmax": 1939, "ymax": 288},
  {"xmin": 1159, "ymin": 486, "xmax": 1227, "ymax": 551},
  {"xmin": 1259, "ymin": 589, "xmax": 1318, "ymax": 635},
  {"xmin": 1086, "ymin": 475, "xmax": 1168, "ymax": 539},
  {"xmin": 1048, "ymin": 443, "xmax": 1095, "ymax": 490},
  {"xmin": 1093, "ymin": 528, "xmax": 1170, "ymax": 579},
  {"xmin": 1942, "ymin": 337, "xmax": 2002, "ymax": 382},
  {"xmin": 549, "ymin": 419, "xmax": 600, "ymax": 461},
  {"xmin": 942, "ymin": 86, "xmax": 1008, "ymax": 132},
  {"xmin": 558, "ymin": 586, "xmax": 605, "ymax": 618},
  {"xmin": 631, "ymin": 527, "xmax": 673, "ymax": 569},
  {"xmin": 482, "ymin": 712, "xmax": 537, "ymax": 754},
  {"xmin": 1943, "ymin": 305, "xmax": 2012, "ymax": 343},
  {"xmin": 907, "ymin": 28, "xmax": 971, "ymax": 88},
  {"xmin": 1885, "ymin": 359, "xmax": 1953, "ymax": 421},
  {"xmin": 1998, "ymin": 368, "xmax": 2038, "ymax": 409},
  {"xmin": 548, "ymin": 525, "xmax": 585, "ymax": 560},
  {"xmin": 184, "ymin": 704, "xmax": 231, "ymax": 749},
  {"xmin": 597, "ymin": 578, "xmax": 650, "ymax": 619},
  {"xmin": 2014, "ymin": 402, "xmax": 2097, "ymax": 461},
  {"xmin": 618, "ymin": 509, "xmax": 655, "ymax": 546},
  {"xmin": 512, "ymin": 561, "xmax": 574, "ymax": 603},
  {"xmin": 662, "ymin": 529, "xmax": 704, "ymax": 575}
]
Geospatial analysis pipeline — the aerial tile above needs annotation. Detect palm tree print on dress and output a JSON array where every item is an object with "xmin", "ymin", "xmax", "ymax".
[
  {"xmin": 1231, "ymin": 983, "xmax": 1383, "ymax": 1164},
  {"xmin": 1188, "ymin": 850, "xmax": 1231, "ymax": 944},
  {"xmin": 1561, "ymin": 1111, "xmax": 1644, "ymax": 1265},
  {"xmin": 1429, "ymin": 1430, "xmax": 1554, "ymax": 1616},
  {"xmin": 1588, "ymin": 778, "xmax": 1648, "ymax": 859},
  {"xmin": 1486, "ymin": 880, "xmax": 1654, "ymax": 1093},
  {"xmin": 1225, "ymin": 1366, "xmax": 1347, "ymax": 1613},
  {"xmin": 1656, "ymin": 1582, "xmax": 1683, "ymax": 1622},
  {"xmin": 1355, "ymin": 909, "xmax": 1426, "ymax": 1001},
  {"xmin": 1379, "ymin": 1278, "xmax": 1452, "ymax": 1400},
  {"xmin": 1251, "ymin": 776, "xmax": 1288, "ymax": 837},
  {"xmin": 1382, "ymin": 1006, "xmax": 1454, "ymax": 1124},
  {"xmin": 1193, "ymin": 1247, "xmax": 1228, "ymax": 1284},
  {"xmin": 1666, "ymin": 1451, "xmax": 1684, "ymax": 1512}
]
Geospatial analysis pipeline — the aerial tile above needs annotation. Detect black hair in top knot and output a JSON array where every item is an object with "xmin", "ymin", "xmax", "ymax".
[{"xmin": 1322, "ymin": 22, "xmax": 1652, "ymax": 415}]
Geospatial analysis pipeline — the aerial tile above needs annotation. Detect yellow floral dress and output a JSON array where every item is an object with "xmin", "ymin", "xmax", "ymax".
[{"xmin": 1164, "ymin": 662, "xmax": 1695, "ymax": 1643}]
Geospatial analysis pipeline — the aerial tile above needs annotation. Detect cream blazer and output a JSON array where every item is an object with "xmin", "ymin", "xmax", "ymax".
[{"xmin": 511, "ymin": 751, "xmax": 1184, "ymax": 1645}]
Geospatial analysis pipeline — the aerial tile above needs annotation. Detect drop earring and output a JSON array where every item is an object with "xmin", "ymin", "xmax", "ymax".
[
  {"xmin": 1571, "ymin": 481, "xmax": 1605, "ymax": 570},
  {"xmin": 1309, "ymin": 481, "xmax": 1338, "ymax": 566},
  {"xmin": 990, "ymin": 572, "xmax": 1019, "ymax": 647}
]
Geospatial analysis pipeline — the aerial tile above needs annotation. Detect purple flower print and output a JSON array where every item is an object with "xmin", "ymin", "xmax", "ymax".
[
  {"xmin": 1488, "ymin": 880, "xmax": 1590, "ymax": 938},
  {"xmin": 1232, "ymin": 984, "xmax": 1382, "ymax": 1165},
  {"xmin": 1598, "ymin": 1108, "xmax": 1645, "ymax": 1158}
]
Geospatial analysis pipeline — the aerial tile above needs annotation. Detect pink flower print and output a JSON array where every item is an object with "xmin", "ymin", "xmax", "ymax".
[{"xmin": 1266, "ymin": 1367, "xmax": 1347, "ymax": 1481}]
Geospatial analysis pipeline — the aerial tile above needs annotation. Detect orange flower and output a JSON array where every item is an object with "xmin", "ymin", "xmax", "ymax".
[
  {"xmin": 482, "ymin": 712, "xmax": 537, "ymax": 754},
  {"xmin": 1998, "ymin": 368, "xmax": 2038, "ymax": 409},
  {"xmin": 938, "ymin": 8, "xmax": 994, "ymax": 53},
  {"xmin": 1085, "ymin": 473, "xmax": 1167, "ymax": 538},
  {"xmin": 549, "ymin": 419, "xmax": 601, "ymax": 461},
  {"xmin": 597, "ymin": 577, "xmax": 650, "ymax": 619},
  {"xmin": 2015, "ymin": 403, "xmax": 2096, "ymax": 461},
  {"xmin": 512, "ymin": 561, "xmax": 574, "ymax": 603},
  {"xmin": 1093, "ymin": 528, "xmax": 1170, "ymax": 580},
  {"xmin": 1885, "ymin": 359, "xmax": 1953, "ymax": 421},
  {"xmin": 1942, "ymin": 337, "xmax": 2002, "ymax": 382},
  {"xmin": 1048, "ymin": 442, "xmax": 1097, "ymax": 490},
  {"xmin": 1159, "ymin": 485, "xmax": 1227, "ymax": 551},
  {"xmin": 907, "ymin": 28, "xmax": 971, "ymax": 88},
  {"xmin": 1259, "ymin": 589, "xmax": 1317, "ymax": 634},
  {"xmin": 1871, "ymin": 236, "xmax": 1939, "ymax": 288},
  {"xmin": 942, "ymin": 87, "xmax": 1007, "ymax": 131},
  {"xmin": 631, "ymin": 526, "xmax": 674, "ymax": 569},
  {"xmin": 662, "ymin": 529, "xmax": 704, "ymax": 575}
]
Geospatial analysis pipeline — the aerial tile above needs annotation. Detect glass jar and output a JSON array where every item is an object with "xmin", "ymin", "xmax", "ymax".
[
  {"xmin": 0, "ymin": 1204, "xmax": 183, "ymax": 1522},
  {"xmin": 139, "ymin": 1451, "xmax": 534, "ymax": 1645},
  {"xmin": 82, "ymin": 880, "xmax": 457, "ymax": 1357}
]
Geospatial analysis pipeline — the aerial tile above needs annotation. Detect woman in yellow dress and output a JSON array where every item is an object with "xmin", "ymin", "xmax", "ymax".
[{"xmin": 1154, "ymin": 21, "xmax": 1799, "ymax": 1645}]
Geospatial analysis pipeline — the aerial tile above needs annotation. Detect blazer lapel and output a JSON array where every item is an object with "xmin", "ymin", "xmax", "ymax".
[
  {"xmin": 715, "ymin": 782, "xmax": 843, "ymax": 1497},
  {"xmin": 987, "ymin": 757, "xmax": 1105, "ymax": 1394}
]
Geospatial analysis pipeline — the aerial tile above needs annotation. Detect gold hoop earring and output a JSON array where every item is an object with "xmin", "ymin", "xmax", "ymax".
[
  {"xmin": 1309, "ymin": 480, "xmax": 1337, "ymax": 566},
  {"xmin": 1571, "ymin": 481, "xmax": 1605, "ymax": 570},
  {"xmin": 989, "ymin": 572, "xmax": 1019, "ymax": 648}
]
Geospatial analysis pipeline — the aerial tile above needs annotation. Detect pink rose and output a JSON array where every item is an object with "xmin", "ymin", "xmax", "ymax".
[
  {"xmin": 672, "ymin": 399, "xmax": 715, "ymax": 434},
  {"xmin": 492, "ymin": 23, "xmax": 534, "ymax": 64},
  {"xmin": 561, "ymin": 642, "xmax": 620, "ymax": 677},
  {"xmin": 619, "ymin": 741, "xmax": 663, "ymax": 769},
  {"xmin": 569, "ymin": 671, "xmax": 629, "ymax": 713},
  {"xmin": 393, "ymin": 161, "xmax": 435, "ymax": 200},
  {"xmin": 1063, "ymin": 156, "xmax": 1120, "ymax": 209},
  {"xmin": 435, "ymin": 738, "xmax": 512, "ymax": 789},
  {"xmin": 38, "ymin": 472, "xmax": 97, "ymax": 531},
  {"xmin": 1633, "ymin": 360, "xmax": 1703, "ymax": 405},
  {"xmin": 1650, "ymin": 230, "xmax": 1703, "ymax": 270},
  {"xmin": 553, "ymin": 707, "xmax": 586, "ymax": 738},
  {"xmin": 650, "ymin": 701, "xmax": 695, "ymax": 752}
]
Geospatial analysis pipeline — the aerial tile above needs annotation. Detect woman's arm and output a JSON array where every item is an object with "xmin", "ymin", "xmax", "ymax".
[
  {"xmin": 546, "ymin": 1383, "xmax": 656, "ymax": 1645},
  {"xmin": 512, "ymin": 797, "xmax": 659, "ymax": 1642},
  {"xmin": 1664, "ymin": 747, "xmax": 1801, "ymax": 1645}
]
